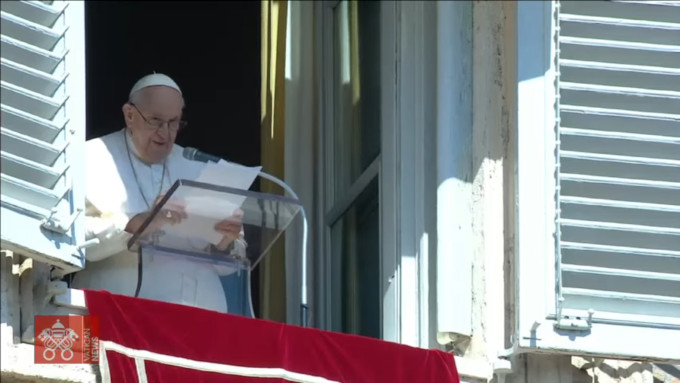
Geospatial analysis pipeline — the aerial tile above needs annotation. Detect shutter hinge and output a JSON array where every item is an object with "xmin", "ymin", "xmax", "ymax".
[
  {"xmin": 41, "ymin": 208, "xmax": 83, "ymax": 234},
  {"xmin": 554, "ymin": 298, "xmax": 595, "ymax": 331}
]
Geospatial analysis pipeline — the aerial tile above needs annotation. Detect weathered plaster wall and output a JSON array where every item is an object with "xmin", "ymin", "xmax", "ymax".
[
  {"xmin": 0, "ymin": 251, "xmax": 98, "ymax": 383},
  {"xmin": 468, "ymin": 0, "xmax": 516, "ymax": 362}
]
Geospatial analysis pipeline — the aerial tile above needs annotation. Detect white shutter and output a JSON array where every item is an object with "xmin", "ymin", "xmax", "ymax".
[
  {"xmin": 516, "ymin": 0, "xmax": 680, "ymax": 362},
  {"xmin": 556, "ymin": 0, "xmax": 680, "ymax": 328},
  {"xmin": 0, "ymin": 1, "xmax": 87, "ymax": 272}
]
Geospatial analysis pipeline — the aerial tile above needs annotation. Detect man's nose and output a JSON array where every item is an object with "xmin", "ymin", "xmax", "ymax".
[{"xmin": 155, "ymin": 126, "xmax": 171, "ymax": 140}]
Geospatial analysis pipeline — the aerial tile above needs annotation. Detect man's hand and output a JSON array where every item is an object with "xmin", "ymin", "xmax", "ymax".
[
  {"xmin": 153, "ymin": 194, "xmax": 187, "ymax": 214},
  {"xmin": 214, "ymin": 209, "xmax": 244, "ymax": 251},
  {"xmin": 125, "ymin": 195, "xmax": 187, "ymax": 234}
]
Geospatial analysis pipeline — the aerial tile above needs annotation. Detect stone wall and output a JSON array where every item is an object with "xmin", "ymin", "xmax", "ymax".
[{"xmin": 0, "ymin": 251, "xmax": 98, "ymax": 383}]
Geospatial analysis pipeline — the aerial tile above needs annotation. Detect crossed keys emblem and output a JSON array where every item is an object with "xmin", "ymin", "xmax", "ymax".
[{"xmin": 38, "ymin": 319, "xmax": 79, "ymax": 361}]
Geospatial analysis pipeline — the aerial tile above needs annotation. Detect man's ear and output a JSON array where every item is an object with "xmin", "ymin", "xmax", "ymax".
[{"xmin": 122, "ymin": 103, "xmax": 134, "ymax": 124}]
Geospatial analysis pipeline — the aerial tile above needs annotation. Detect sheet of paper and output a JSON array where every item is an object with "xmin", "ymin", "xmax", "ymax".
[
  {"xmin": 162, "ymin": 214, "xmax": 224, "ymax": 245},
  {"xmin": 162, "ymin": 160, "xmax": 262, "ymax": 245},
  {"xmin": 198, "ymin": 159, "xmax": 261, "ymax": 189}
]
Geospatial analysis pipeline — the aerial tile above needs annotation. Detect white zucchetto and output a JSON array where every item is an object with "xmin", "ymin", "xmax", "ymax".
[{"xmin": 129, "ymin": 73, "xmax": 182, "ymax": 97}]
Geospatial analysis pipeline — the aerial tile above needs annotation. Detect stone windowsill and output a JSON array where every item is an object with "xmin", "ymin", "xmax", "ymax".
[{"xmin": 1, "ymin": 342, "xmax": 99, "ymax": 383}]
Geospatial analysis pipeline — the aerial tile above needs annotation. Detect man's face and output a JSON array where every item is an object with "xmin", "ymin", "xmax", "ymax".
[{"xmin": 122, "ymin": 86, "xmax": 184, "ymax": 164}]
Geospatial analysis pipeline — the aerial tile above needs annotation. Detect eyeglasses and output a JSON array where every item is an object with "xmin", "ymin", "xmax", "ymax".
[{"xmin": 129, "ymin": 102, "xmax": 187, "ymax": 133}]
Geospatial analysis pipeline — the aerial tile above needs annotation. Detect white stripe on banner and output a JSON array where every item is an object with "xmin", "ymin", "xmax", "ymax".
[
  {"xmin": 135, "ymin": 357, "xmax": 148, "ymax": 383},
  {"xmin": 98, "ymin": 341, "xmax": 341, "ymax": 383}
]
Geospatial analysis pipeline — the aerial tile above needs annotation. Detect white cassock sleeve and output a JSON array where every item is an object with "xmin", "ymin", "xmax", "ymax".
[
  {"xmin": 83, "ymin": 136, "xmax": 135, "ymax": 262},
  {"xmin": 83, "ymin": 200, "xmax": 133, "ymax": 262}
]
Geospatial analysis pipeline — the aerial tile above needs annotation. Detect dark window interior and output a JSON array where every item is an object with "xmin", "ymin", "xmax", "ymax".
[{"xmin": 84, "ymin": 1, "xmax": 262, "ymax": 315}]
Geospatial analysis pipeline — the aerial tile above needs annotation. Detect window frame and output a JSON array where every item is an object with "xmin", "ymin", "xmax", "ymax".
[
  {"xmin": 315, "ymin": 0, "xmax": 400, "ymax": 342},
  {"xmin": 515, "ymin": 0, "xmax": 680, "ymax": 362}
]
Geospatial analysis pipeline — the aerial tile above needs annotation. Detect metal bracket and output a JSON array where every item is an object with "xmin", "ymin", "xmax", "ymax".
[
  {"xmin": 41, "ymin": 208, "xmax": 83, "ymax": 234},
  {"xmin": 77, "ymin": 237, "xmax": 100, "ymax": 250},
  {"xmin": 555, "ymin": 312, "xmax": 594, "ymax": 331},
  {"xmin": 554, "ymin": 297, "xmax": 595, "ymax": 331}
]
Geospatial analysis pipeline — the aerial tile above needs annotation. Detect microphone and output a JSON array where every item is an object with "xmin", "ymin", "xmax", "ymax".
[{"xmin": 183, "ymin": 147, "xmax": 222, "ymax": 163}]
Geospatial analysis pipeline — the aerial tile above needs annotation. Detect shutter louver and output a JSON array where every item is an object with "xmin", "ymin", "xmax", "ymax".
[
  {"xmin": 556, "ymin": 1, "xmax": 680, "ymax": 327},
  {"xmin": 1, "ymin": 1, "xmax": 86, "ymax": 272}
]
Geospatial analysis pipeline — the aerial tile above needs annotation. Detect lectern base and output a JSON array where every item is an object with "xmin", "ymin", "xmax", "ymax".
[{"xmin": 135, "ymin": 245, "xmax": 254, "ymax": 317}]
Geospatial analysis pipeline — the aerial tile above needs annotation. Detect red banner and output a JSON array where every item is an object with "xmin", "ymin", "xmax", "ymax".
[{"xmin": 84, "ymin": 289, "xmax": 460, "ymax": 383}]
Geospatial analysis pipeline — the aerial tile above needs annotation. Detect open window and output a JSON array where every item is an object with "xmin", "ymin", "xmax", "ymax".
[{"xmin": 316, "ymin": 0, "xmax": 394, "ymax": 339}]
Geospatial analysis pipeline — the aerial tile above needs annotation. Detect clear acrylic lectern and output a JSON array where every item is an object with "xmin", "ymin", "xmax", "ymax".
[{"xmin": 127, "ymin": 179, "xmax": 302, "ymax": 317}]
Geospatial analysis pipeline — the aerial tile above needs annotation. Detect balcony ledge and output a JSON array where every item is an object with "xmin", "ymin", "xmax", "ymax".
[{"xmin": 1, "ymin": 343, "xmax": 99, "ymax": 383}]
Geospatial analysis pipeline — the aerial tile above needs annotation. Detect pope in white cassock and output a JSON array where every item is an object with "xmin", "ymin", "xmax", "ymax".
[{"xmin": 71, "ymin": 73, "xmax": 243, "ymax": 313}]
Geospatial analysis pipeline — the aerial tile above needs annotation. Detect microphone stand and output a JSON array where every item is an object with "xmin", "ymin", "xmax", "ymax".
[{"xmin": 257, "ymin": 171, "xmax": 310, "ymax": 328}]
